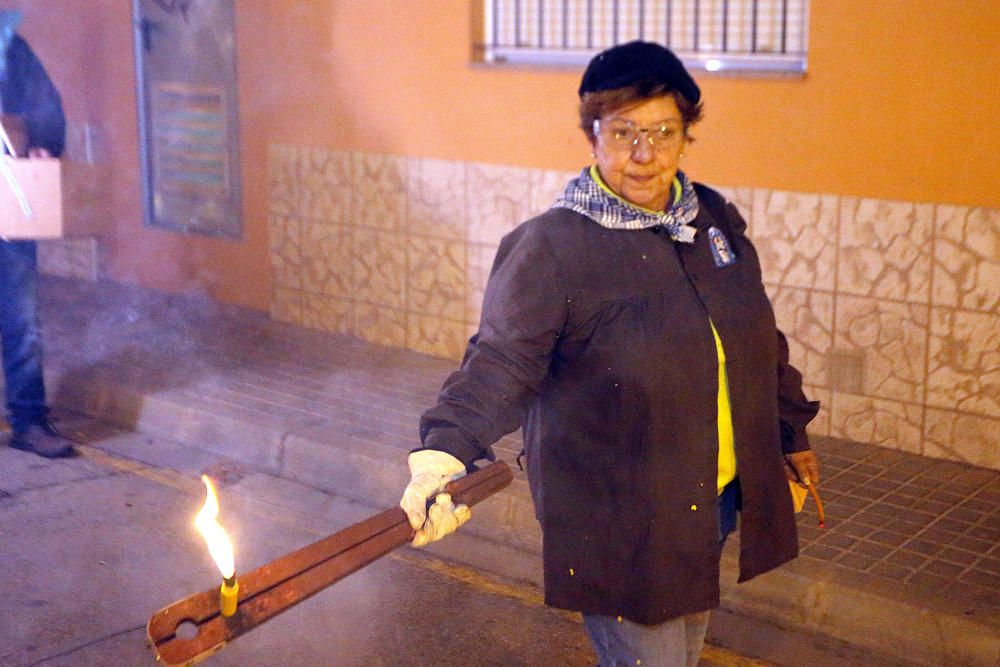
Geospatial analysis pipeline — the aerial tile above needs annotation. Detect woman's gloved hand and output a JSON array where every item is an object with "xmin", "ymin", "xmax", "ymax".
[{"xmin": 399, "ymin": 450, "xmax": 471, "ymax": 547}]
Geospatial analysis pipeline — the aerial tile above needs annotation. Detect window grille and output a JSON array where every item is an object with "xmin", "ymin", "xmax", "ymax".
[{"xmin": 480, "ymin": 0, "xmax": 808, "ymax": 74}]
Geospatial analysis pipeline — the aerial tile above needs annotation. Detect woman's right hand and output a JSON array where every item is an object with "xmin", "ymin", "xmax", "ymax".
[{"xmin": 399, "ymin": 450, "xmax": 471, "ymax": 546}]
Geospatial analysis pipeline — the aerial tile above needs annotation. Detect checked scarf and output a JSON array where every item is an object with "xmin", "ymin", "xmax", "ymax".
[{"xmin": 552, "ymin": 165, "xmax": 699, "ymax": 243}]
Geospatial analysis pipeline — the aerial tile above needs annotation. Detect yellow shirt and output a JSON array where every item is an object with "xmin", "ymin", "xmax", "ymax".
[{"xmin": 711, "ymin": 321, "xmax": 737, "ymax": 494}]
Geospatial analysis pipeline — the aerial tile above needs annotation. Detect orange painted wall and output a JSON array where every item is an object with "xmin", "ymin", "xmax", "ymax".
[
  {"xmin": 250, "ymin": 0, "xmax": 999, "ymax": 208},
  {"xmin": 10, "ymin": 1, "xmax": 272, "ymax": 310},
  {"xmin": 7, "ymin": 1, "xmax": 999, "ymax": 311}
]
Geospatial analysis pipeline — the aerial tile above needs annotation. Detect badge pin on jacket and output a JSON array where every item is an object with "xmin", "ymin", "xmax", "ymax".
[{"xmin": 707, "ymin": 226, "xmax": 736, "ymax": 267}]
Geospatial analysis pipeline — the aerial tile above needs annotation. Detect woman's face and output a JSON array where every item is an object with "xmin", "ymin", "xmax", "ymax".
[{"xmin": 590, "ymin": 94, "xmax": 687, "ymax": 212}]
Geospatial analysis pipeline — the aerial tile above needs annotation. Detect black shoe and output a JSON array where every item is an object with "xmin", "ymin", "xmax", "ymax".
[{"xmin": 9, "ymin": 421, "xmax": 76, "ymax": 459}]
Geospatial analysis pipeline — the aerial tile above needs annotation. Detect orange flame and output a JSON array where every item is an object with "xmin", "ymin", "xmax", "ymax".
[{"xmin": 194, "ymin": 475, "xmax": 235, "ymax": 579}]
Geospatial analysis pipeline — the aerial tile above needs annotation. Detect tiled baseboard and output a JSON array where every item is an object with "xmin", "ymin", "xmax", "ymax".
[{"xmin": 38, "ymin": 237, "xmax": 99, "ymax": 281}]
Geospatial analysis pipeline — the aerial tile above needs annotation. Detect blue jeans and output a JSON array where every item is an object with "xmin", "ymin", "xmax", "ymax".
[
  {"xmin": 0, "ymin": 240, "xmax": 48, "ymax": 432},
  {"xmin": 584, "ymin": 610, "xmax": 711, "ymax": 667},
  {"xmin": 584, "ymin": 480, "xmax": 741, "ymax": 667}
]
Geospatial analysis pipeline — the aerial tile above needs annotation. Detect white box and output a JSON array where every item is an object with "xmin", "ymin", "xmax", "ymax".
[{"xmin": 0, "ymin": 157, "xmax": 107, "ymax": 239}]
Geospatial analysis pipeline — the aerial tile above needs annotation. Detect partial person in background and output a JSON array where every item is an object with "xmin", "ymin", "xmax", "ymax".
[{"xmin": 0, "ymin": 9, "xmax": 72, "ymax": 458}]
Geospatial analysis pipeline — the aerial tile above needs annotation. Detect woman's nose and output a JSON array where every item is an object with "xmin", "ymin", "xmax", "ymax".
[{"xmin": 630, "ymin": 136, "xmax": 654, "ymax": 162}]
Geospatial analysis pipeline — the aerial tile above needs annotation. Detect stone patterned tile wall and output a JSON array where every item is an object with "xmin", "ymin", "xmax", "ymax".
[
  {"xmin": 266, "ymin": 143, "xmax": 578, "ymax": 361},
  {"xmin": 37, "ymin": 120, "xmax": 106, "ymax": 283},
  {"xmin": 747, "ymin": 191, "xmax": 1000, "ymax": 471},
  {"xmin": 38, "ymin": 238, "xmax": 99, "ymax": 281},
  {"xmin": 268, "ymin": 144, "xmax": 1000, "ymax": 471}
]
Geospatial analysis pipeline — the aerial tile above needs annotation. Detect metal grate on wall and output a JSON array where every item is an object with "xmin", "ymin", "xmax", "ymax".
[{"xmin": 480, "ymin": 0, "xmax": 809, "ymax": 74}]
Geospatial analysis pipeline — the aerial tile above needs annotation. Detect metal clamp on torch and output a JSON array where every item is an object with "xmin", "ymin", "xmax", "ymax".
[{"xmin": 147, "ymin": 461, "xmax": 514, "ymax": 666}]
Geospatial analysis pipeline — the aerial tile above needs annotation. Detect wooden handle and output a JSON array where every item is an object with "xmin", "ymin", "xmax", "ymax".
[{"xmin": 147, "ymin": 461, "xmax": 514, "ymax": 666}]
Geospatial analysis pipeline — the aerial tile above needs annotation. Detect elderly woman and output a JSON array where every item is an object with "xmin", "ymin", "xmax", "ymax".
[{"xmin": 400, "ymin": 41, "xmax": 820, "ymax": 667}]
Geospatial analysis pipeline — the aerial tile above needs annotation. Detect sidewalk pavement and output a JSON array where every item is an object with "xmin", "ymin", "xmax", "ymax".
[{"xmin": 26, "ymin": 276, "xmax": 1000, "ymax": 666}]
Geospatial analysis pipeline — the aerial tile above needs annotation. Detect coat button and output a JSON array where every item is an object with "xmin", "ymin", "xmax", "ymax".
[{"xmin": 690, "ymin": 504, "xmax": 698, "ymax": 511}]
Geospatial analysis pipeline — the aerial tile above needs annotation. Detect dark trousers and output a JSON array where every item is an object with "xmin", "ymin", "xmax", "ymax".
[
  {"xmin": 0, "ymin": 240, "xmax": 48, "ymax": 432},
  {"xmin": 718, "ymin": 477, "xmax": 741, "ymax": 542}
]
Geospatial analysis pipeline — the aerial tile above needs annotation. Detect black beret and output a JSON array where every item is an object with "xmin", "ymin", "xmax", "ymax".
[{"xmin": 578, "ymin": 40, "xmax": 700, "ymax": 104}]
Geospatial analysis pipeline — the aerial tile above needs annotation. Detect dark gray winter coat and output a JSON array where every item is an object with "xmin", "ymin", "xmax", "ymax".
[
  {"xmin": 0, "ymin": 34, "xmax": 64, "ymax": 157},
  {"xmin": 421, "ymin": 183, "xmax": 818, "ymax": 624}
]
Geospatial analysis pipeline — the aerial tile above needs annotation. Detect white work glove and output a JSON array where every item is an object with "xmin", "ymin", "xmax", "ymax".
[{"xmin": 399, "ymin": 450, "xmax": 471, "ymax": 547}]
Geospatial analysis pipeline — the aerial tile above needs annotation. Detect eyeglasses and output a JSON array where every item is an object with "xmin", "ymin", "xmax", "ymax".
[{"xmin": 594, "ymin": 118, "xmax": 685, "ymax": 151}]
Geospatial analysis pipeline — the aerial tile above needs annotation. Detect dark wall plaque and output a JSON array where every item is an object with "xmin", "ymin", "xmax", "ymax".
[{"xmin": 133, "ymin": 0, "xmax": 242, "ymax": 237}]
